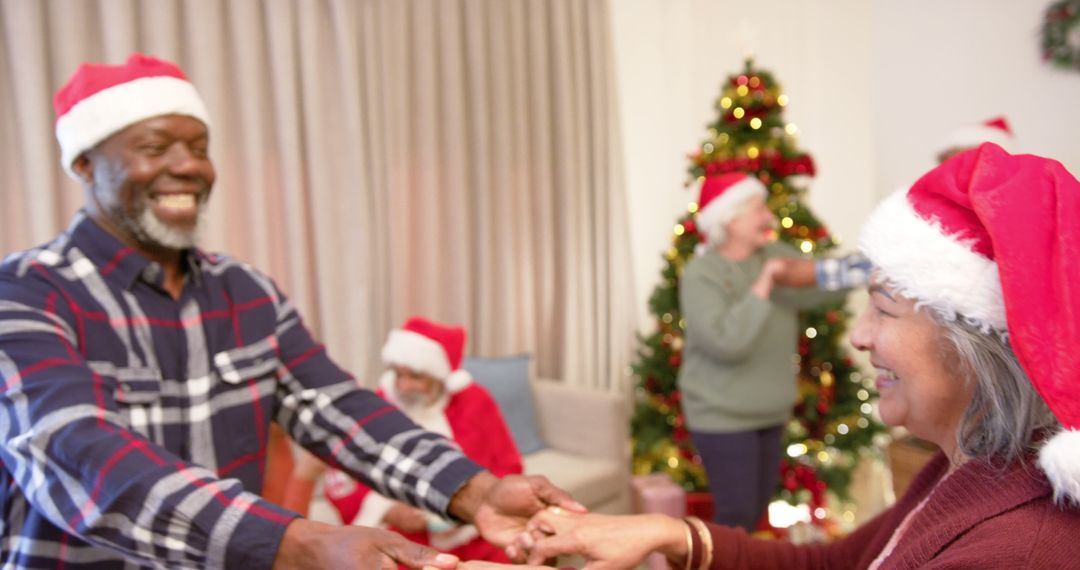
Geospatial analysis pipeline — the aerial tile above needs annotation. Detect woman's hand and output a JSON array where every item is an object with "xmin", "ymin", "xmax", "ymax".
[
  {"xmin": 441, "ymin": 563, "xmax": 556, "ymax": 570},
  {"xmin": 516, "ymin": 509, "xmax": 688, "ymax": 570},
  {"xmin": 751, "ymin": 258, "xmax": 787, "ymax": 300},
  {"xmin": 385, "ymin": 503, "xmax": 430, "ymax": 534}
]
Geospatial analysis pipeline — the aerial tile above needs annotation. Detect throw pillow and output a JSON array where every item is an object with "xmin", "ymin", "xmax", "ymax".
[{"xmin": 462, "ymin": 354, "xmax": 545, "ymax": 455}]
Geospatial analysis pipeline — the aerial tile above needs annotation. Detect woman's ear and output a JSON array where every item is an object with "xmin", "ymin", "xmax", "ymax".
[{"xmin": 70, "ymin": 154, "xmax": 94, "ymax": 184}]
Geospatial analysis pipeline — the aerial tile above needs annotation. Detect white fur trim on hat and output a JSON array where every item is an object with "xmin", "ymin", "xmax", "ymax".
[
  {"xmin": 1038, "ymin": 428, "xmax": 1080, "ymax": 505},
  {"xmin": 56, "ymin": 75, "xmax": 210, "ymax": 179},
  {"xmin": 444, "ymin": 369, "xmax": 473, "ymax": 394},
  {"xmin": 942, "ymin": 125, "xmax": 1016, "ymax": 154},
  {"xmin": 696, "ymin": 177, "xmax": 767, "ymax": 251},
  {"xmin": 858, "ymin": 190, "xmax": 1006, "ymax": 331},
  {"xmin": 382, "ymin": 329, "xmax": 453, "ymax": 380}
]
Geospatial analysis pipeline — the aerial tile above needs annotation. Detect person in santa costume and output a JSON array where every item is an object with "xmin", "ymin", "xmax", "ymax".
[
  {"xmin": 507, "ymin": 143, "xmax": 1080, "ymax": 569},
  {"xmin": 287, "ymin": 317, "xmax": 523, "ymax": 565},
  {"xmin": 936, "ymin": 115, "xmax": 1017, "ymax": 163}
]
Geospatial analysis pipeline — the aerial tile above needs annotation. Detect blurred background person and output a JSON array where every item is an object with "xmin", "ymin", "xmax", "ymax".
[
  {"xmin": 679, "ymin": 172, "xmax": 861, "ymax": 531},
  {"xmin": 936, "ymin": 116, "xmax": 1017, "ymax": 163},
  {"xmin": 285, "ymin": 317, "xmax": 523, "ymax": 565}
]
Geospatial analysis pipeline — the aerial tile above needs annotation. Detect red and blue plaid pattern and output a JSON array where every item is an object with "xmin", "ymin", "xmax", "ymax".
[{"xmin": 0, "ymin": 213, "xmax": 482, "ymax": 569}]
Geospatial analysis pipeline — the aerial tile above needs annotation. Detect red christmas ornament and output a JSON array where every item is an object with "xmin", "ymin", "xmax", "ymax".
[{"xmin": 683, "ymin": 219, "xmax": 697, "ymax": 234}]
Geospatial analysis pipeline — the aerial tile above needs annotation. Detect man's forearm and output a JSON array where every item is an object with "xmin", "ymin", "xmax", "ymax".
[{"xmin": 447, "ymin": 471, "xmax": 498, "ymax": 523}]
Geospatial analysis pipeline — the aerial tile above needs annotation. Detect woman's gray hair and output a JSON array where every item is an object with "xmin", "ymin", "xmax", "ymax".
[
  {"xmin": 928, "ymin": 312, "xmax": 1059, "ymax": 462},
  {"xmin": 701, "ymin": 195, "xmax": 760, "ymax": 247}
]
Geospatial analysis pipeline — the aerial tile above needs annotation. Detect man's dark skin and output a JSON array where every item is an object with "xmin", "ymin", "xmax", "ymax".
[{"xmin": 71, "ymin": 113, "xmax": 585, "ymax": 569}]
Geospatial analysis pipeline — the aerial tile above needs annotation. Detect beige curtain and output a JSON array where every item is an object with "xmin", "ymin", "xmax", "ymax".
[{"xmin": 0, "ymin": 0, "xmax": 635, "ymax": 392}]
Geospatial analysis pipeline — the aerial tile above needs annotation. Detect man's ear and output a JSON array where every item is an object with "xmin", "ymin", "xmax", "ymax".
[{"xmin": 71, "ymin": 153, "xmax": 94, "ymax": 184}]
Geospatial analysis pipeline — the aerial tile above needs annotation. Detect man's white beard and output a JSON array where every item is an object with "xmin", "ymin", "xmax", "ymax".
[
  {"xmin": 397, "ymin": 394, "xmax": 438, "ymax": 417},
  {"xmin": 135, "ymin": 204, "xmax": 206, "ymax": 250},
  {"xmin": 121, "ymin": 193, "xmax": 208, "ymax": 250}
]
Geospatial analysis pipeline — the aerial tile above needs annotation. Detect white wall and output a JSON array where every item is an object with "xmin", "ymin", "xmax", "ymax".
[
  {"xmin": 611, "ymin": 0, "xmax": 1080, "ymax": 331},
  {"xmin": 872, "ymin": 0, "xmax": 1080, "ymax": 192}
]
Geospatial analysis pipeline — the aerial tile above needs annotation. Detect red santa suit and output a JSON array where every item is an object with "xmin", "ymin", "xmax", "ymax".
[{"xmin": 322, "ymin": 320, "xmax": 522, "ymax": 563}]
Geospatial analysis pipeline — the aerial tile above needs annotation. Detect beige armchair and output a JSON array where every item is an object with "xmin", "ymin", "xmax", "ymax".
[{"xmin": 524, "ymin": 378, "xmax": 631, "ymax": 514}]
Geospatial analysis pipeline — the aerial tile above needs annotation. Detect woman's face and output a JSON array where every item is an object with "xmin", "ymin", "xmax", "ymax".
[
  {"xmin": 850, "ymin": 277, "xmax": 973, "ymax": 448},
  {"xmin": 723, "ymin": 195, "xmax": 776, "ymax": 251}
]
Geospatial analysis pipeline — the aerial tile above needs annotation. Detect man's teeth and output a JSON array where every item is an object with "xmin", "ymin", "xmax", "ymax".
[
  {"xmin": 878, "ymin": 369, "xmax": 898, "ymax": 381},
  {"xmin": 156, "ymin": 194, "xmax": 196, "ymax": 209}
]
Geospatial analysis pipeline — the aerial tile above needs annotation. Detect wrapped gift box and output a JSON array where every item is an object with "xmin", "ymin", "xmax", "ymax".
[{"xmin": 632, "ymin": 474, "xmax": 686, "ymax": 570}]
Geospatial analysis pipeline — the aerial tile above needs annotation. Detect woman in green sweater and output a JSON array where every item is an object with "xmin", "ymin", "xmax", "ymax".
[{"xmin": 678, "ymin": 172, "xmax": 852, "ymax": 531}]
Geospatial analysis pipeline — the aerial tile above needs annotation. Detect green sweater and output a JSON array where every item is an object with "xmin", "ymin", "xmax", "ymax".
[{"xmin": 678, "ymin": 241, "xmax": 847, "ymax": 433}]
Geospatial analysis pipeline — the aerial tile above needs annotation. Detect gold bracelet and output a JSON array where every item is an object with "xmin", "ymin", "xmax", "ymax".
[
  {"xmin": 681, "ymin": 519, "xmax": 695, "ymax": 570},
  {"xmin": 686, "ymin": 516, "xmax": 713, "ymax": 570}
]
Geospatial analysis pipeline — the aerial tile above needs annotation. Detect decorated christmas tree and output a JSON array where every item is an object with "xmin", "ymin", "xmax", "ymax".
[{"xmin": 630, "ymin": 59, "xmax": 885, "ymax": 525}]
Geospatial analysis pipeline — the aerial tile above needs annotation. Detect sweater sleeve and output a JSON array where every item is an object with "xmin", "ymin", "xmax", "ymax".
[
  {"xmin": 681, "ymin": 262, "xmax": 773, "ymax": 363},
  {"xmin": 704, "ymin": 508, "xmax": 893, "ymax": 570}
]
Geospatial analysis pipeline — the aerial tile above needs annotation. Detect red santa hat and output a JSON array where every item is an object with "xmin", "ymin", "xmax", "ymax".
[
  {"xmin": 939, "ymin": 116, "xmax": 1017, "ymax": 156},
  {"xmin": 54, "ymin": 53, "xmax": 210, "ymax": 179},
  {"xmin": 380, "ymin": 317, "xmax": 472, "ymax": 394},
  {"xmin": 695, "ymin": 172, "xmax": 767, "ymax": 253},
  {"xmin": 860, "ymin": 143, "xmax": 1080, "ymax": 504}
]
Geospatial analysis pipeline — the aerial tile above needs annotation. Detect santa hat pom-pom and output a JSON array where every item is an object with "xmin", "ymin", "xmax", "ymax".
[
  {"xmin": 444, "ymin": 369, "xmax": 473, "ymax": 394},
  {"xmin": 1038, "ymin": 428, "xmax": 1080, "ymax": 505}
]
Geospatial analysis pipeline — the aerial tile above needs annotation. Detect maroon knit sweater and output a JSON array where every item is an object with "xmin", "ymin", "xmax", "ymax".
[{"xmin": 705, "ymin": 452, "xmax": 1080, "ymax": 569}]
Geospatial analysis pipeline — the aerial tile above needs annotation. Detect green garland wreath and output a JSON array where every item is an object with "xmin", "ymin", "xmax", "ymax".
[{"xmin": 1042, "ymin": 0, "xmax": 1080, "ymax": 71}]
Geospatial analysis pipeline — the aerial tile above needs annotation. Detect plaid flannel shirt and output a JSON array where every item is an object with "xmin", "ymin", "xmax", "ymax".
[
  {"xmin": 0, "ymin": 213, "xmax": 482, "ymax": 569},
  {"xmin": 815, "ymin": 253, "xmax": 872, "ymax": 291}
]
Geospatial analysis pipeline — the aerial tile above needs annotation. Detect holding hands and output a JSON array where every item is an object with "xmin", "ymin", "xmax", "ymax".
[{"xmin": 504, "ymin": 508, "xmax": 692, "ymax": 570}]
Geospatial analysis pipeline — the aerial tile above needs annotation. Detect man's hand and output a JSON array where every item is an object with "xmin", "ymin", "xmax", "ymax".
[
  {"xmin": 448, "ymin": 472, "xmax": 586, "ymax": 551},
  {"xmin": 771, "ymin": 256, "xmax": 817, "ymax": 288},
  {"xmin": 751, "ymin": 258, "xmax": 786, "ymax": 300},
  {"xmin": 272, "ymin": 518, "xmax": 459, "ymax": 570},
  {"xmin": 385, "ymin": 502, "xmax": 429, "ymax": 534}
]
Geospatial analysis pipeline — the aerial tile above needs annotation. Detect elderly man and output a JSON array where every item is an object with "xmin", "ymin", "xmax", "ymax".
[
  {"xmin": 285, "ymin": 318, "xmax": 523, "ymax": 565},
  {"xmin": 0, "ymin": 53, "xmax": 580, "ymax": 569}
]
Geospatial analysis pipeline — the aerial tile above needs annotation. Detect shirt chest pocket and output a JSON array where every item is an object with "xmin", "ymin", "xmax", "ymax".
[
  {"xmin": 209, "ymin": 336, "xmax": 281, "ymax": 468},
  {"xmin": 103, "ymin": 366, "xmax": 164, "ymax": 437},
  {"xmin": 212, "ymin": 335, "xmax": 281, "ymax": 386}
]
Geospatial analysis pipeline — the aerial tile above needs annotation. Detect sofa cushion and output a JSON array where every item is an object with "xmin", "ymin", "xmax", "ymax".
[
  {"xmin": 462, "ymin": 355, "xmax": 545, "ymax": 455},
  {"xmin": 524, "ymin": 449, "xmax": 623, "ymax": 508}
]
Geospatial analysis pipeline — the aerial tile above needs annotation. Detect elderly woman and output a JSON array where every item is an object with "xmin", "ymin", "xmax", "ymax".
[
  {"xmin": 678, "ymin": 172, "xmax": 862, "ymax": 531},
  {"xmin": 512, "ymin": 144, "xmax": 1080, "ymax": 569}
]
